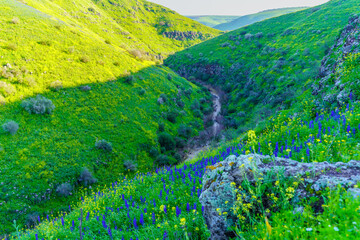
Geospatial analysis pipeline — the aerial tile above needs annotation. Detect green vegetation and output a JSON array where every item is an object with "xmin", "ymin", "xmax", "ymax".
[
  {"xmin": 166, "ymin": 0, "xmax": 360, "ymax": 134},
  {"xmin": 187, "ymin": 15, "xmax": 240, "ymax": 28},
  {"xmin": 215, "ymin": 7, "xmax": 308, "ymax": 31},
  {"xmin": 0, "ymin": 0, "xmax": 219, "ymax": 234},
  {"xmin": 3, "ymin": 0, "xmax": 360, "ymax": 238}
]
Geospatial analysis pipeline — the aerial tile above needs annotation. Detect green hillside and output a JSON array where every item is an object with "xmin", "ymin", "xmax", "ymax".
[
  {"xmin": 187, "ymin": 15, "xmax": 239, "ymax": 28},
  {"xmin": 0, "ymin": 0, "xmax": 219, "ymax": 234},
  {"xmin": 10, "ymin": 47, "xmax": 360, "ymax": 239},
  {"xmin": 4, "ymin": 0, "xmax": 360, "ymax": 239},
  {"xmin": 166, "ymin": 0, "xmax": 360, "ymax": 134},
  {"xmin": 215, "ymin": 7, "xmax": 308, "ymax": 31}
]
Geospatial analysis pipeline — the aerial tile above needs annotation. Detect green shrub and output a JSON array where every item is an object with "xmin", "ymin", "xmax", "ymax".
[
  {"xmin": 167, "ymin": 111, "xmax": 178, "ymax": 123},
  {"xmin": 158, "ymin": 122, "xmax": 165, "ymax": 132},
  {"xmin": 191, "ymin": 100, "xmax": 200, "ymax": 111},
  {"xmin": 80, "ymin": 56, "xmax": 90, "ymax": 63},
  {"xmin": 49, "ymin": 80, "xmax": 63, "ymax": 91},
  {"xmin": 56, "ymin": 183, "xmax": 72, "ymax": 197},
  {"xmin": 80, "ymin": 85, "xmax": 91, "ymax": 91},
  {"xmin": 175, "ymin": 137, "xmax": 186, "ymax": 148},
  {"xmin": 2, "ymin": 120, "xmax": 19, "ymax": 135},
  {"xmin": 155, "ymin": 154, "xmax": 172, "ymax": 166},
  {"xmin": 139, "ymin": 88, "xmax": 146, "ymax": 95},
  {"xmin": 78, "ymin": 167, "xmax": 97, "ymax": 186},
  {"xmin": 158, "ymin": 132, "xmax": 175, "ymax": 151},
  {"xmin": 123, "ymin": 160, "xmax": 138, "ymax": 172},
  {"xmin": 124, "ymin": 75, "xmax": 135, "ymax": 85},
  {"xmin": 21, "ymin": 95, "xmax": 55, "ymax": 115},
  {"xmin": 178, "ymin": 124, "xmax": 192, "ymax": 139},
  {"xmin": 95, "ymin": 139, "xmax": 113, "ymax": 152},
  {"xmin": 149, "ymin": 147, "xmax": 159, "ymax": 158}
]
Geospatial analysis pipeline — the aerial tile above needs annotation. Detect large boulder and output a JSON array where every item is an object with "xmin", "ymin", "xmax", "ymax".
[{"xmin": 199, "ymin": 154, "xmax": 360, "ymax": 240}]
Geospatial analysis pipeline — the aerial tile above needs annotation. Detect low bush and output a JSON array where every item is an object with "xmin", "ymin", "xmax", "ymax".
[
  {"xmin": 21, "ymin": 95, "xmax": 55, "ymax": 115},
  {"xmin": 155, "ymin": 154, "xmax": 172, "ymax": 166},
  {"xmin": 2, "ymin": 120, "xmax": 19, "ymax": 135},
  {"xmin": 78, "ymin": 167, "xmax": 97, "ymax": 186},
  {"xmin": 178, "ymin": 124, "xmax": 192, "ymax": 139},
  {"xmin": 158, "ymin": 132, "xmax": 175, "ymax": 151},
  {"xmin": 123, "ymin": 160, "xmax": 138, "ymax": 172},
  {"xmin": 56, "ymin": 183, "xmax": 72, "ymax": 197},
  {"xmin": 80, "ymin": 56, "xmax": 90, "ymax": 63},
  {"xmin": 124, "ymin": 75, "xmax": 135, "ymax": 85},
  {"xmin": 95, "ymin": 139, "xmax": 113, "ymax": 152},
  {"xmin": 167, "ymin": 111, "xmax": 178, "ymax": 123},
  {"xmin": 49, "ymin": 80, "xmax": 63, "ymax": 91},
  {"xmin": 80, "ymin": 85, "xmax": 91, "ymax": 91}
]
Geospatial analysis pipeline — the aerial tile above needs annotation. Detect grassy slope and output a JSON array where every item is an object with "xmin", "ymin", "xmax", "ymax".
[
  {"xmin": 13, "ymin": 67, "xmax": 360, "ymax": 239},
  {"xmin": 6, "ymin": 0, "xmax": 360, "ymax": 239},
  {"xmin": 166, "ymin": 0, "xmax": 360, "ymax": 132},
  {"xmin": 187, "ymin": 15, "xmax": 239, "ymax": 28},
  {"xmin": 215, "ymin": 7, "xmax": 308, "ymax": 31},
  {"xmin": 0, "ymin": 0, "xmax": 220, "ymax": 234}
]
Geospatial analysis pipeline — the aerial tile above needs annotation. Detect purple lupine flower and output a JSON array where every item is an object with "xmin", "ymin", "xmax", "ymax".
[
  {"xmin": 306, "ymin": 148, "xmax": 310, "ymax": 157},
  {"xmin": 133, "ymin": 217, "xmax": 138, "ymax": 229},
  {"xmin": 140, "ymin": 213, "xmax": 145, "ymax": 225},
  {"xmin": 102, "ymin": 216, "xmax": 108, "ymax": 229},
  {"xmin": 163, "ymin": 231, "xmax": 168, "ymax": 239},
  {"xmin": 152, "ymin": 212, "xmax": 156, "ymax": 224},
  {"xmin": 186, "ymin": 202, "xmax": 190, "ymax": 212},
  {"xmin": 108, "ymin": 227, "xmax": 113, "ymax": 239},
  {"xmin": 176, "ymin": 206, "xmax": 181, "ymax": 217},
  {"xmin": 35, "ymin": 234, "xmax": 38, "ymax": 240},
  {"xmin": 86, "ymin": 211, "xmax": 90, "ymax": 221}
]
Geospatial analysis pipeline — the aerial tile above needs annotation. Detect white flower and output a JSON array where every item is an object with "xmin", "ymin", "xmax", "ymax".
[
  {"xmin": 353, "ymin": 222, "xmax": 357, "ymax": 225},
  {"xmin": 334, "ymin": 227, "xmax": 339, "ymax": 232},
  {"xmin": 306, "ymin": 228, "xmax": 313, "ymax": 232}
]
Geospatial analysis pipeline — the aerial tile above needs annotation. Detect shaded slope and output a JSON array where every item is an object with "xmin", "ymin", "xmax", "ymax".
[{"xmin": 215, "ymin": 7, "xmax": 307, "ymax": 31}]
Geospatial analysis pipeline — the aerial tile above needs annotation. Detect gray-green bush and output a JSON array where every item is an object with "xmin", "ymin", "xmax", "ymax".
[
  {"xmin": 95, "ymin": 139, "xmax": 113, "ymax": 152},
  {"xmin": 2, "ymin": 120, "xmax": 19, "ymax": 135},
  {"xmin": 21, "ymin": 95, "xmax": 55, "ymax": 115}
]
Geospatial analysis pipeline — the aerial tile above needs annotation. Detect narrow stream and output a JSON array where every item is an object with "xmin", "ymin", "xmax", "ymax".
[{"xmin": 185, "ymin": 85, "xmax": 222, "ymax": 161}]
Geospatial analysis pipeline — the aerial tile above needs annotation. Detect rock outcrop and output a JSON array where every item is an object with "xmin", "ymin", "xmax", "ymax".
[
  {"xmin": 199, "ymin": 154, "xmax": 360, "ymax": 240},
  {"xmin": 313, "ymin": 15, "xmax": 360, "ymax": 107}
]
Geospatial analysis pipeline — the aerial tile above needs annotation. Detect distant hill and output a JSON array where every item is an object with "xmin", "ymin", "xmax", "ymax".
[
  {"xmin": 215, "ymin": 7, "xmax": 308, "ymax": 31},
  {"xmin": 187, "ymin": 15, "xmax": 240, "ymax": 27}
]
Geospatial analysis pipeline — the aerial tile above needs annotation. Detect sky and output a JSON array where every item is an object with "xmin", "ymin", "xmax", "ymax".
[{"xmin": 147, "ymin": 0, "xmax": 329, "ymax": 16}]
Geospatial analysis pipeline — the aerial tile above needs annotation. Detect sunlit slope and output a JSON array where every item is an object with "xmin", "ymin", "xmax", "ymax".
[
  {"xmin": 0, "ymin": 0, "xmax": 219, "ymax": 104},
  {"xmin": 166, "ymin": 0, "xmax": 360, "ymax": 131},
  {"xmin": 0, "ymin": 0, "xmax": 217, "ymax": 234}
]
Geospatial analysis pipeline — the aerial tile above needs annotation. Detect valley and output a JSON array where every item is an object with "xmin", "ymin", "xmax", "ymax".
[{"xmin": 2, "ymin": 0, "xmax": 360, "ymax": 239}]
